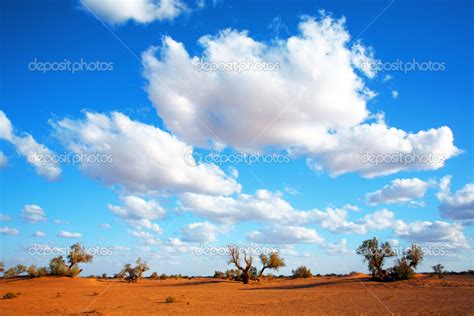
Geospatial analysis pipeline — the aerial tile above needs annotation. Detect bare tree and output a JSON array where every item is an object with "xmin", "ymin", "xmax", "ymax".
[
  {"xmin": 119, "ymin": 258, "xmax": 149, "ymax": 283},
  {"xmin": 258, "ymin": 252, "xmax": 285, "ymax": 279},
  {"xmin": 228, "ymin": 245, "xmax": 253, "ymax": 284}
]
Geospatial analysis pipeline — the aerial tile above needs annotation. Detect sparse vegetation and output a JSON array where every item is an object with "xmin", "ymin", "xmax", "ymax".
[
  {"xmin": 118, "ymin": 258, "xmax": 149, "ymax": 283},
  {"xmin": 292, "ymin": 266, "xmax": 312, "ymax": 278},
  {"xmin": 228, "ymin": 245, "xmax": 253, "ymax": 284},
  {"xmin": 213, "ymin": 271, "xmax": 225, "ymax": 279},
  {"xmin": 165, "ymin": 296, "xmax": 176, "ymax": 303},
  {"xmin": 48, "ymin": 244, "xmax": 93, "ymax": 277},
  {"xmin": 389, "ymin": 244, "xmax": 423, "ymax": 280},
  {"xmin": 258, "ymin": 252, "xmax": 285, "ymax": 279},
  {"xmin": 150, "ymin": 272, "xmax": 159, "ymax": 280},
  {"xmin": 432, "ymin": 264, "xmax": 446, "ymax": 279},
  {"xmin": 356, "ymin": 237, "xmax": 395, "ymax": 281},
  {"xmin": 3, "ymin": 292, "xmax": 18, "ymax": 299},
  {"xmin": 4, "ymin": 264, "xmax": 27, "ymax": 278}
]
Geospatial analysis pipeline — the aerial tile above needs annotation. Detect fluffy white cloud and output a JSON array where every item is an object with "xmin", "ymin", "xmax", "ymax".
[
  {"xmin": 365, "ymin": 178, "xmax": 431, "ymax": 205},
  {"xmin": 57, "ymin": 231, "xmax": 82, "ymax": 238},
  {"xmin": 142, "ymin": 14, "xmax": 459, "ymax": 177},
  {"xmin": 0, "ymin": 110, "xmax": 61, "ymax": 180},
  {"xmin": 179, "ymin": 189, "xmax": 317, "ymax": 224},
  {"xmin": 108, "ymin": 195, "xmax": 165, "ymax": 220},
  {"xmin": 394, "ymin": 220, "xmax": 469, "ymax": 250},
  {"xmin": 52, "ymin": 112, "xmax": 241, "ymax": 195},
  {"xmin": 21, "ymin": 204, "xmax": 47, "ymax": 223},
  {"xmin": 180, "ymin": 189, "xmax": 395, "ymax": 235},
  {"xmin": 246, "ymin": 225, "xmax": 324, "ymax": 244},
  {"xmin": 181, "ymin": 222, "xmax": 218, "ymax": 242},
  {"xmin": 80, "ymin": 0, "xmax": 186, "ymax": 24},
  {"xmin": 0, "ymin": 226, "xmax": 19, "ymax": 235},
  {"xmin": 33, "ymin": 231, "xmax": 45, "ymax": 237},
  {"xmin": 143, "ymin": 14, "xmax": 372, "ymax": 151},
  {"xmin": 127, "ymin": 219, "xmax": 163, "ymax": 234},
  {"xmin": 436, "ymin": 176, "xmax": 474, "ymax": 223}
]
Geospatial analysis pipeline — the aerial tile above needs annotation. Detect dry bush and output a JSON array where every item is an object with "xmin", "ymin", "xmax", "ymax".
[
  {"xmin": 119, "ymin": 258, "xmax": 149, "ymax": 283},
  {"xmin": 4, "ymin": 264, "xmax": 27, "ymax": 278},
  {"xmin": 165, "ymin": 296, "xmax": 176, "ymax": 303},
  {"xmin": 3, "ymin": 292, "xmax": 19, "ymax": 299},
  {"xmin": 150, "ymin": 272, "xmax": 159, "ymax": 280},
  {"xmin": 292, "ymin": 266, "xmax": 312, "ymax": 278},
  {"xmin": 213, "ymin": 271, "xmax": 225, "ymax": 279},
  {"xmin": 432, "ymin": 264, "xmax": 445, "ymax": 278}
]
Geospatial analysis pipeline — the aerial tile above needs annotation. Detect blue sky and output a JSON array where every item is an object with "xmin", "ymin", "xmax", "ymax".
[{"xmin": 0, "ymin": 0, "xmax": 473, "ymax": 276}]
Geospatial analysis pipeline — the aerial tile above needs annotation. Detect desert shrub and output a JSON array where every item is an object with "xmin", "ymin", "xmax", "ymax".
[
  {"xmin": 119, "ymin": 258, "xmax": 149, "ymax": 283},
  {"xmin": 102, "ymin": 273, "xmax": 107, "ymax": 279},
  {"xmin": 389, "ymin": 244, "xmax": 423, "ymax": 281},
  {"xmin": 432, "ymin": 264, "xmax": 445, "ymax": 279},
  {"xmin": 292, "ymin": 266, "xmax": 312, "ymax": 278},
  {"xmin": 49, "ymin": 244, "xmax": 93, "ymax": 277},
  {"xmin": 389, "ymin": 259, "xmax": 415, "ymax": 280},
  {"xmin": 213, "ymin": 271, "xmax": 225, "ymax": 279},
  {"xmin": 49, "ymin": 256, "xmax": 69, "ymax": 276},
  {"xmin": 159, "ymin": 273, "xmax": 168, "ymax": 280},
  {"xmin": 224, "ymin": 269, "xmax": 241, "ymax": 281},
  {"xmin": 27, "ymin": 265, "xmax": 39, "ymax": 278},
  {"xmin": 150, "ymin": 272, "xmax": 159, "ymax": 280},
  {"xmin": 165, "ymin": 296, "xmax": 176, "ymax": 303},
  {"xmin": 3, "ymin": 292, "xmax": 18, "ymax": 299},
  {"xmin": 0, "ymin": 262, "xmax": 4, "ymax": 274},
  {"xmin": 356, "ymin": 237, "xmax": 395, "ymax": 281},
  {"xmin": 4, "ymin": 264, "xmax": 27, "ymax": 278},
  {"xmin": 37, "ymin": 267, "xmax": 48, "ymax": 277}
]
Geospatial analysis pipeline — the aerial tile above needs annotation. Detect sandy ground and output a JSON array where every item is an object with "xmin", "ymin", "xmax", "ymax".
[{"xmin": 0, "ymin": 274, "xmax": 473, "ymax": 315}]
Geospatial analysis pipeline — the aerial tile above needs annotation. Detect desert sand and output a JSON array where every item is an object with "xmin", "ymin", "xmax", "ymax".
[{"xmin": 0, "ymin": 274, "xmax": 473, "ymax": 315}]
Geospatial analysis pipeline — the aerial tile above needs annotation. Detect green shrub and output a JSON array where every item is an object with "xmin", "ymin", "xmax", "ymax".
[
  {"xmin": 292, "ymin": 266, "xmax": 312, "ymax": 278},
  {"xmin": 213, "ymin": 271, "xmax": 225, "ymax": 279}
]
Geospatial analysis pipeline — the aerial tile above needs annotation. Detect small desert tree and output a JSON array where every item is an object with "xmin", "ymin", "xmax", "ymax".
[
  {"xmin": 356, "ymin": 237, "xmax": 395, "ymax": 280},
  {"xmin": 432, "ymin": 264, "xmax": 445, "ymax": 279},
  {"xmin": 119, "ymin": 258, "xmax": 149, "ymax": 283},
  {"xmin": 49, "ymin": 256, "xmax": 69, "ymax": 276},
  {"xmin": 228, "ymin": 245, "xmax": 253, "ymax": 284},
  {"xmin": 67, "ymin": 243, "xmax": 93, "ymax": 277},
  {"xmin": 4, "ymin": 264, "xmax": 27, "ymax": 278},
  {"xmin": 258, "ymin": 252, "xmax": 285, "ymax": 279},
  {"xmin": 390, "ymin": 244, "xmax": 424, "ymax": 280},
  {"xmin": 0, "ymin": 261, "xmax": 4, "ymax": 275}
]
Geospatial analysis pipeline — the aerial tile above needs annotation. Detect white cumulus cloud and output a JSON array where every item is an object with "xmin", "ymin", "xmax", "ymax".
[
  {"xmin": 0, "ymin": 110, "xmax": 61, "ymax": 180},
  {"xmin": 80, "ymin": 0, "xmax": 187, "ymax": 24},
  {"xmin": 142, "ymin": 14, "xmax": 459, "ymax": 178},
  {"xmin": 52, "ymin": 111, "xmax": 241, "ymax": 195},
  {"xmin": 365, "ymin": 178, "xmax": 431, "ymax": 205},
  {"xmin": 57, "ymin": 230, "xmax": 82, "ymax": 238},
  {"xmin": 21, "ymin": 204, "xmax": 47, "ymax": 223},
  {"xmin": 436, "ymin": 176, "xmax": 474, "ymax": 224}
]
